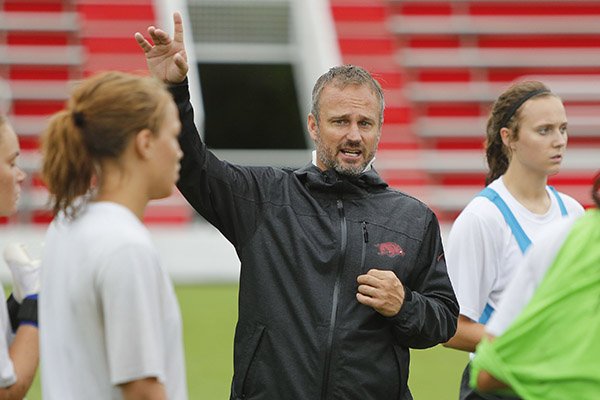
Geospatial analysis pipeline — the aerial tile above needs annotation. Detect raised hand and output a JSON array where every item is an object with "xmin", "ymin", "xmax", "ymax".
[
  {"xmin": 356, "ymin": 269, "xmax": 406, "ymax": 317},
  {"xmin": 134, "ymin": 11, "xmax": 189, "ymax": 84}
]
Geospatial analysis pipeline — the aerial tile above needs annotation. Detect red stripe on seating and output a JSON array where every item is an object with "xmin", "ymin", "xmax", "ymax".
[
  {"xmin": 338, "ymin": 38, "xmax": 395, "ymax": 55},
  {"xmin": 440, "ymin": 175, "xmax": 487, "ymax": 186},
  {"xmin": 30, "ymin": 175, "xmax": 47, "ymax": 188},
  {"xmin": 417, "ymin": 69, "xmax": 472, "ymax": 82},
  {"xmin": 549, "ymin": 174, "xmax": 598, "ymax": 186},
  {"xmin": 567, "ymin": 137, "xmax": 600, "ymax": 146},
  {"xmin": 18, "ymin": 137, "xmax": 40, "ymax": 151},
  {"xmin": 383, "ymin": 174, "xmax": 430, "ymax": 187},
  {"xmin": 384, "ymin": 106, "xmax": 412, "ymax": 124},
  {"xmin": 378, "ymin": 142, "xmax": 420, "ymax": 150},
  {"xmin": 408, "ymin": 36, "xmax": 460, "ymax": 48},
  {"xmin": 13, "ymin": 100, "xmax": 65, "ymax": 116},
  {"xmin": 425, "ymin": 104, "xmax": 481, "ymax": 117},
  {"xmin": 479, "ymin": 35, "xmax": 600, "ymax": 48},
  {"xmin": 7, "ymin": 33, "xmax": 70, "ymax": 46},
  {"xmin": 470, "ymin": 3, "xmax": 600, "ymax": 16},
  {"xmin": 434, "ymin": 139, "xmax": 484, "ymax": 150},
  {"xmin": 331, "ymin": 5, "xmax": 387, "ymax": 22},
  {"xmin": 487, "ymin": 68, "xmax": 600, "ymax": 82},
  {"xmin": 31, "ymin": 210, "xmax": 53, "ymax": 224},
  {"xmin": 9, "ymin": 66, "xmax": 72, "ymax": 80},
  {"xmin": 83, "ymin": 37, "xmax": 143, "ymax": 54},
  {"xmin": 78, "ymin": 4, "xmax": 154, "ymax": 20},
  {"xmin": 372, "ymin": 71, "xmax": 404, "ymax": 89},
  {"xmin": 393, "ymin": 2, "xmax": 453, "ymax": 16}
]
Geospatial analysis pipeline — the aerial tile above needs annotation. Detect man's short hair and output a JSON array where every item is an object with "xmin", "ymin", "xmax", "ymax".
[{"xmin": 310, "ymin": 65, "xmax": 385, "ymax": 127}]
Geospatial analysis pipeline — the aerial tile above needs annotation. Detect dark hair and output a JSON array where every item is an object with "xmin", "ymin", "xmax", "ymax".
[
  {"xmin": 41, "ymin": 71, "xmax": 171, "ymax": 217},
  {"xmin": 593, "ymin": 171, "xmax": 600, "ymax": 208},
  {"xmin": 484, "ymin": 81, "xmax": 558, "ymax": 185},
  {"xmin": 311, "ymin": 64, "xmax": 385, "ymax": 126}
]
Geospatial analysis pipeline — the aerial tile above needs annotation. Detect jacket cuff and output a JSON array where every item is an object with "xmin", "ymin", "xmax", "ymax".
[
  {"xmin": 388, "ymin": 286, "xmax": 415, "ymax": 325},
  {"xmin": 168, "ymin": 77, "xmax": 190, "ymax": 98}
]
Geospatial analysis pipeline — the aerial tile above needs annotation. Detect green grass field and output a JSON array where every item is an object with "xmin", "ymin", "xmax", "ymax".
[{"xmin": 25, "ymin": 284, "xmax": 467, "ymax": 399}]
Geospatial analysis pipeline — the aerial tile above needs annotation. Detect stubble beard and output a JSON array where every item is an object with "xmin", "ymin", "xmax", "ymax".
[{"xmin": 316, "ymin": 139, "xmax": 373, "ymax": 178}]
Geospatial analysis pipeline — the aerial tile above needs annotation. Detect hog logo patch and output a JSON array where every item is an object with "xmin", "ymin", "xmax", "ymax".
[{"xmin": 376, "ymin": 242, "xmax": 405, "ymax": 258}]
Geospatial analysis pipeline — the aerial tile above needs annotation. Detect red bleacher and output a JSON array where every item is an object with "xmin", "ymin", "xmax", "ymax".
[
  {"xmin": 1, "ymin": 0, "xmax": 193, "ymax": 225},
  {"xmin": 331, "ymin": 0, "xmax": 600, "ymax": 220}
]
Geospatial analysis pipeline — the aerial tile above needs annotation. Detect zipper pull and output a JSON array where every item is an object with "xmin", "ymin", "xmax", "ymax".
[{"xmin": 362, "ymin": 221, "xmax": 369, "ymax": 243}]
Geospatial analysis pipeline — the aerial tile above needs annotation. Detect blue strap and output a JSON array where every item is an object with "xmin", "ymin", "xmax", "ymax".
[
  {"xmin": 478, "ymin": 303, "xmax": 495, "ymax": 324},
  {"xmin": 478, "ymin": 187, "xmax": 532, "ymax": 254},
  {"xmin": 475, "ymin": 186, "xmax": 568, "ymax": 325},
  {"xmin": 548, "ymin": 186, "xmax": 568, "ymax": 217}
]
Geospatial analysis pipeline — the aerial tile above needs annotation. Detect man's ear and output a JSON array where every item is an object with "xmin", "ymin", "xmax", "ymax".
[
  {"xmin": 134, "ymin": 129, "xmax": 154, "ymax": 160},
  {"xmin": 307, "ymin": 113, "xmax": 319, "ymax": 142}
]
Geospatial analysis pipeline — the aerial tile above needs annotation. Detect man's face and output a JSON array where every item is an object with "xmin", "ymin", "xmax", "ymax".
[{"xmin": 308, "ymin": 83, "xmax": 382, "ymax": 177}]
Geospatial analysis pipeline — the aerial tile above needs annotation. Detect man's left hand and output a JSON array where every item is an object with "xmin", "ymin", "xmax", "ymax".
[{"xmin": 356, "ymin": 269, "xmax": 405, "ymax": 317}]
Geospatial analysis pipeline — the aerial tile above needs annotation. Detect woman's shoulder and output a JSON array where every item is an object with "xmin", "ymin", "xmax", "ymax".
[{"xmin": 551, "ymin": 189, "xmax": 585, "ymax": 216}]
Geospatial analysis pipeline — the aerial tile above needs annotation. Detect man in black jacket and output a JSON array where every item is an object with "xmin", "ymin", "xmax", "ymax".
[{"xmin": 135, "ymin": 12, "xmax": 458, "ymax": 400}]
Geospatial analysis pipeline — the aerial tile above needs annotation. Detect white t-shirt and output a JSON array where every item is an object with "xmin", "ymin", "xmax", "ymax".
[
  {"xmin": 446, "ymin": 177, "xmax": 584, "ymax": 324},
  {"xmin": 40, "ymin": 202, "xmax": 187, "ymax": 400},
  {"xmin": 0, "ymin": 280, "xmax": 16, "ymax": 388},
  {"xmin": 485, "ymin": 216, "xmax": 577, "ymax": 336}
]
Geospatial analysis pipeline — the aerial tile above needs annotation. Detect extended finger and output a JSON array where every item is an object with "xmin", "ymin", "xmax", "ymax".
[
  {"xmin": 150, "ymin": 28, "xmax": 171, "ymax": 45},
  {"xmin": 173, "ymin": 11, "xmax": 184, "ymax": 42},
  {"xmin": 174, "ymin": 53, "xmax": 190, "ymax": 73},
  {"xmin": 134, "ymin": 32, "xmax": 153, "ymax": 52}
]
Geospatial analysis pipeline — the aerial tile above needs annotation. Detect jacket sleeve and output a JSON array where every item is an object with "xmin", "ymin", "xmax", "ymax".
[
  {"xmin": 169, "ymin": 80, "xmax": 271, "ymax": 249},
  {"xmin": 389, "ymin": 211, "xmax": 459, "ymax": 349}
]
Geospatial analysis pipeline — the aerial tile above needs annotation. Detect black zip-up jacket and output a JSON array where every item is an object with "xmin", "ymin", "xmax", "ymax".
[{"xmin": 170, "ymin": 81, "xmax": 459, "ymax": 400}]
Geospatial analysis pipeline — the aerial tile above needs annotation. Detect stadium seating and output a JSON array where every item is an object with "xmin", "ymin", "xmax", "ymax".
[
  {"xmin": 2, "ymin": 0, "xmax": 598, "ymax": 225},
  {"xmin": 0, "ymin": 0, "xmax": 193, "ymax": 224},
  {"xmin": 330, "ymin": 0, "xmax": 599, "ymax": 220}
]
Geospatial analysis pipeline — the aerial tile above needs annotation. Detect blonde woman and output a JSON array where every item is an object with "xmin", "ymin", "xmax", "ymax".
[{"xmin": 39, "ymin": 72, "xmax": 187, "ymax": 400}]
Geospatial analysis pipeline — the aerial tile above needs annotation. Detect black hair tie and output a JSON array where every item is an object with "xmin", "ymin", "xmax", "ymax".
[
  {"xmin": 72, "ymin": 111, "xmax": 86, "ymax": 128},
  {"xmin": 500, "ymin": 88, "xmax": 550, "ymax": 129}
]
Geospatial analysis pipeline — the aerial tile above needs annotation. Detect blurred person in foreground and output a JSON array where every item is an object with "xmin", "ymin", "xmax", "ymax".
[
  {"xmin": 135, "ymin": 13, "xmax": 458, "ymax": 400},
  {"xmin": 444, "ymin": 81, "xmax": 584, "ymax": 399},
  {"xmin": 39, "ymin": 72, "xmax": 187, "ymax": 400},
  {"xmin": 0, "ymin": 115, "xmax": 40, "ymax": 399},
  {"xmin": 471, "ymin": 172, "xmax": 600, "ymax": 399}
]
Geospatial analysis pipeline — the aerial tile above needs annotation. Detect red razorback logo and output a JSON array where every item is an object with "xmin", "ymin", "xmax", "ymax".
[{"xmin": 376, "ymin": 242, "xmax": 405, "ymax": 258}]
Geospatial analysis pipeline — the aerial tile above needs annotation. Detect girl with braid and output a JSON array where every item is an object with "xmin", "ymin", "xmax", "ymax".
[
  {"xmin": 39, "ymin": 71, "xmax": 187, "ymax": 400},
  {"xmin": 443, "ymin": 81, "xmax": 584, "ymax": 400}
]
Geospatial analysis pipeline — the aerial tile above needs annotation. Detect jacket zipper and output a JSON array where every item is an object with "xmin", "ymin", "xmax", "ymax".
[
  {"xmin": 320, "ymin": 199, "xmax": 347, "ymax": 400},
  {"xmin": 360, "ymin": 221, "xmax": 368, "ymax": 272}
]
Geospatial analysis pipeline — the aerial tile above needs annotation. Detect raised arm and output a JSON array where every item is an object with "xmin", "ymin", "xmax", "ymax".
[
  {"xmin": 134, "ymin": 13, "xmax": 271, "ymax": 249},
  {"xmin": 134, "ymin": 12, "xmax": 189, "ymax": 84}
]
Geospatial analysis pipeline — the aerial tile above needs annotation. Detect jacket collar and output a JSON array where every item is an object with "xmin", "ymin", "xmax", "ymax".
[{"xmin": 294, "ymin": 163, "xmax": 388, "ymax": 197}]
